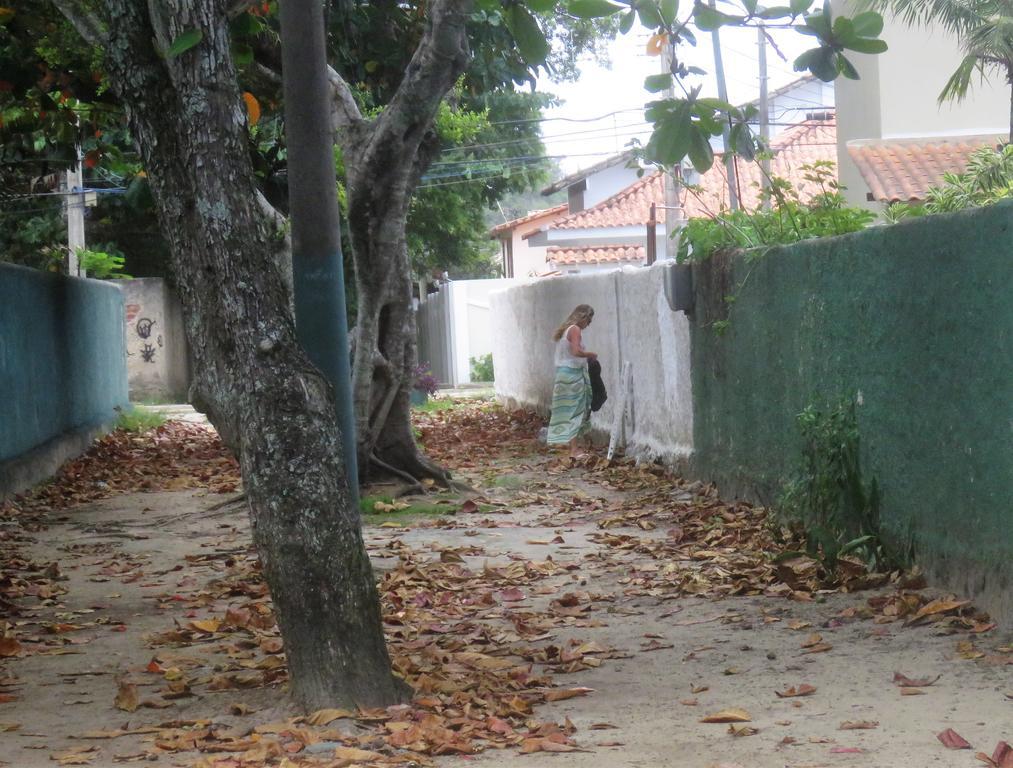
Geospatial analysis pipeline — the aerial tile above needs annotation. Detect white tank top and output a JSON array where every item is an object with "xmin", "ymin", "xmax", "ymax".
[{"xmin": 555, "ymin": 325, "xmax": 586, "ymax": 368}]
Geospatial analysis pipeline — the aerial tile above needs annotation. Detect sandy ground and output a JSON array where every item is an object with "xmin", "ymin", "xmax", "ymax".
[{"xmin": 1, "ymin": 428, "xmax": 1010, "ymax": 768}]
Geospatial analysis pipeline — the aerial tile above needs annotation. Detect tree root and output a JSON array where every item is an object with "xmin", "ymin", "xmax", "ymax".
[{"xmin": 369, "ymin": 452, "xmax": 425, "ymax": 495}]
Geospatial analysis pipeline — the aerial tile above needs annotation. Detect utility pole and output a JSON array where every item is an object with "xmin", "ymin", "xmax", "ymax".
[
  {"xmin": 279, "ymin": 0, "xmax": 359, "ymax": 497},
  {"xmin": 758, "ymin": 26, "xmax": 771, "ymax": 207},
  {"xmin": 662, "ymin": 36, "xmax": 682, "ymax": 260},
  {"xmin": 709, "ymin": 0, "xmax": 738, "ymax": 210},
  {"xmin": 65, "ymin": 152, "xmax": 84, "ymax": 276}
]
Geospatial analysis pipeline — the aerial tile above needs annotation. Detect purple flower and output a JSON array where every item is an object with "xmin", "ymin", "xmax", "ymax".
[{"xmin": 412, "ymin": 363, "xmax": 439, "ymax": 396}]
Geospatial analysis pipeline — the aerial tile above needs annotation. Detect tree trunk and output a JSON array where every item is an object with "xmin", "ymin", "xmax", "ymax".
[
  {"xmin": 90, "ymin": 0, "xmax": 405, "ymax": 710},
  {"xmin": 339, "ymin": 1, "xmax": 473, "ymax": 483}
]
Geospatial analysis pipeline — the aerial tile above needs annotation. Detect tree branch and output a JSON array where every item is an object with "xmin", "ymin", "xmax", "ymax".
[
  {"xmin": 51, "ymin": 0, "xmax": 106, "ymax": 47},
  {"xmin": 327, "ymin": 64, "xmax": 365, "ymax": 134},
  {"xmin": 373, "ymin": 0, "xmax": 472, "ymax": 155}
]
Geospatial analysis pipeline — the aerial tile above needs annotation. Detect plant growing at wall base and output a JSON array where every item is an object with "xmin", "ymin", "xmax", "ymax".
[
  {"xmin": 470, "ymin": 353, "xmax": 494, "ymax": 382},
  {"xmin": 412, "ymin": 363, "xmax": 439, "ymax": 397},
  {"xmin": 777, "ymin": 397, "xmax": 900, "ymax": 577}
]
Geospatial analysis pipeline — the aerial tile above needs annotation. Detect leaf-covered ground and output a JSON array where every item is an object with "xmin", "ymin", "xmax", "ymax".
[{"xmin": 0, "ymin": 400, "xmax": 1009, "ymax": 767}]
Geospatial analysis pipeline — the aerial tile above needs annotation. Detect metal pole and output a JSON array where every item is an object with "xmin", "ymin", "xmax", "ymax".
[
  {"xmin": 66, "ymin": 152, "xmax": 85, "ymax": 276},
  {"xmin": 758, "ymin": 26, "xmax": 771, "ymax": 207},
  {"xmin": 646, "ymin": 203, "xmax": 657, "ymax": 266},
  {"xmin": 709, "ymin": 0, "xmax": 738, "ymax": 211},
  {"xmin": 279, "ymin": 0, "xmax": 359, "ymax": 498}
]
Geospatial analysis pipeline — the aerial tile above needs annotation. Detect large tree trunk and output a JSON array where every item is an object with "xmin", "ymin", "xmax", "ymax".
[
  {"xmin": 83, "ymin": 0, "xmax": 405, "ymax": 710},
  {"xmin": 338, "ymin": 0, "xmax": 473, "ymax": 483}
]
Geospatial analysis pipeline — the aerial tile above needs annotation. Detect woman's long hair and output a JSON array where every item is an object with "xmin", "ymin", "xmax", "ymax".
[{"xmin": 552, "ymin": 304, "xmax": 594, "ymax": 341}]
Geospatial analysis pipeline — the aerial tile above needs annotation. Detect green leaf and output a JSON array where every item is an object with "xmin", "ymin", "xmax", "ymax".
[
  {"xmin": 832, "ymin": 16, "xmax": 855, "ymax": 43},
  {"xmin": 505, "ymin": 5, "xmax": 550, "ymax": 65},
  {"xmin": 802, "ymin": 9, "xmax": 831, "ymax": 38},
  {"xmin": 837, "ymin": 53, "xmax": 860, "ymax": 79},
  {"xmin": 758, "ymin": 5, "xmax": 793, "ymax": 17},
  {"xmin": 794, "ymin": 46, "xmax": 836, "ymax": 81},
  {"xmin": 166, "ymin": 28, "xmax": 203, "ymax": 58},
  {"xmin": 566, "ymin": 0, "xmax": 624, "ymax": 18},
  {"xmin": 688, "ymin": 127, "xmax": 714, "ymax": 171},
  {"xmin": 645, "ymin": 73, "xmax": 673, "ymax": 93},
  {"xmin": 729, "ymin": 122, "xmax": 756, "ymax": 161},
  {"xmin": 851, "ymin": 10, "xmax": 883, "ymax": 37},
  {"xmin": 789, "ymin": 0, "xmax": 812, "ymax": 14},
  {"xmin": 232, "ymin": 43, "xmax": 254, "ymax": 68},
  {"xmin": 648, "ymin": 101, "xmax": 693, "ymax": 165},
  {"xmin": 693, "ymin": 4, "xmax": 743, "ymax": 30},
  {"xmin": 230, "ymin": 12, "xmax": 264, "ymax": 37},
  {"xmin": 527, "ymin": 0, "xmax": 558, "ymax": 11},
  {"xmin": 742, "ymin": 0, "xmax": 758, "ymax": 14},
  {"xmin": 619, "ymin": 8, "xmax": 637, "ymax": 32},
  {"xmin": 660, "ymin": 0, "xmax": 680, "ymax": 24},
  {"xmin": 637, "ymin": 1, "xmax": 664, "ymax": 28},
  {"xmin": 842, "ymin": 37, "xmax": 887, "ymax": 54}
]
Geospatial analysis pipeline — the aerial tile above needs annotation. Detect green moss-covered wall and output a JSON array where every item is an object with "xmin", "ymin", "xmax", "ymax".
[
  {"xmin": 0, "ymin": 263, "xmax": 128, "ymax": 463},
  {"xmin": 690, "ymin": 201, "xmax": 1013, "ymax": 623}
]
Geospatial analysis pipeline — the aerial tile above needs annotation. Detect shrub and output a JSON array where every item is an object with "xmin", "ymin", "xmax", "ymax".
[
  {"xmin": 777, "ymin": 397, "xmax": 902, "ymax": 575},
  {"xmin": 412, "ymin": 363, "xmax": 439, "ymax": 396},
  {"xmin": 470, "ymin": 353, "xmax": 494, "ymax": 382},
  {"xmin": 678, "ymin": 161, "xmax": 875, "ymax": 262}
]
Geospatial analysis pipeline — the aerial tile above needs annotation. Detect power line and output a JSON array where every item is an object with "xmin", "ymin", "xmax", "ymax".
[{"xmin": 486, "ymin": 107, "xmax": 644, "ymax": 127}]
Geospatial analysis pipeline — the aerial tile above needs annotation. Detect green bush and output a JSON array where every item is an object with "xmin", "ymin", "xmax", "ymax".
[
  {"xmin": 115, "ymin": 406, "xmax": 166, "ymax": 433},
  {"xmin": 885, "ymin": 144, "xmax": 1013, "ymax": 221},
  {"xmin": 678, "ymin": 161, "xmax": 875, "ymax": 262},
  {"xmin": 777, "ymin": 398, "xmax": 901, "ymax": 575},
  {"xmin": 470, "ymin": 353, "xmax": 494, "ymax": 382}
]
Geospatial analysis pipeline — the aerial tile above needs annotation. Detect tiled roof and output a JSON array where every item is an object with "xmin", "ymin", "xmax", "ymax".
[
  {"xmin": 547, "ymin": 244, "xmax": 645, "ymax": 266},
  {"xmin": 488, "ymin": 203, "xmax": 568, "ymax": 237},
  {"xmin": 547, "ymin": 119, "xmax": 839, "ymax": 230},
  {"xmin": 847, "ymin": 136, "xmax": 1002, "ymax": 202}
]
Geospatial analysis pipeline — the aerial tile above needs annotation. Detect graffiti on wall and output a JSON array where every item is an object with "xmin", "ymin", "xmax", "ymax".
[{"xmin": 125, "ymin": 303, "xmax": 158, "ymax": 365}]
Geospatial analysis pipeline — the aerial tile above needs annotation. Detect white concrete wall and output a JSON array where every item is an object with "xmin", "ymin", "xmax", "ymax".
[
  {"xmin": 490, "ymin": 263, "xmax": 693, "ymax": 463},
  {"xmin": 418, "ymin": 278, "xmax": 522, "ymax": 385},
  {"xmin": 121, "ymin": 278, "xmax": 190, "ymax": 402},
  {"xmin": 584, "ymin": 163, "xmax": 642, "ymax": 208}
]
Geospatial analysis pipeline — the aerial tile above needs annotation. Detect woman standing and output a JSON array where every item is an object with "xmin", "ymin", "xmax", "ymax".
[{"xmin": 547, "ymin": 304, "xmax": 597, "ymax": 458}]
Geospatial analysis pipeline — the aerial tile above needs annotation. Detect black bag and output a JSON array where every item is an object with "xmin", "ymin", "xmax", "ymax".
[{"xmin": 588, "ymin": 358, "xmax": 608, "ymax": 412}]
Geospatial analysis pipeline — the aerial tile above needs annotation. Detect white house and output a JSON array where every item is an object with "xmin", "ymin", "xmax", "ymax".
[
  {"xmin": 488, "ymin": 151, "xmax": 646, "ymax": 277},
  {"xmin": 833, "ymin": 0, "xmax": 1008, "ymax": 207}
]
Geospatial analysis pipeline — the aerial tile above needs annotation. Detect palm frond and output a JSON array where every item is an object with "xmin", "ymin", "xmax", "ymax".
[
  {"xmin": 939, "ymin": 53, "xmax": 986, "ymax": 101},
  {"xmin": 861, "ymin": 0, "xmax": 988, "ymax": 34}
]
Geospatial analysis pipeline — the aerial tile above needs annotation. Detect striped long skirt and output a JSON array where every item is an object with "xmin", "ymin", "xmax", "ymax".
[{"xmin": 547, "ymin": 365, "xmax": 591, "ymax": 445}]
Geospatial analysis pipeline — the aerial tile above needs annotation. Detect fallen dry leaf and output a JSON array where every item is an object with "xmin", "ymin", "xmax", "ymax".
[
  {"xmin": 0, "ymin": 637, "xmax": 21, "ymax": 657},
  {"xmin": 938, "ymin": 728, "xmax": 972, "ymax": 750},
  {"xmin": 700, "ymin": 708, "xmax": 751, "ymax": 724},
  {"xmin": 305, "ymin": 708, "xmax": 355, "ymax": 726},
  {"xmin": 840, "ymin": 720, "xmax": 879, "ymax": 730},
  {"xmin": 776, "ymin": 684, "xmax": 816, "ymax": 698},
  {"xmin": 113, "ymin": 681, "xmax": 138, "ymax": 713},
  {"xmin": 544, "ymin": 687, "xmax": 594, "ymax": 702},
  {"xmin": 893, "ymin": 672, "xmax": 940, "ymax": 687}
]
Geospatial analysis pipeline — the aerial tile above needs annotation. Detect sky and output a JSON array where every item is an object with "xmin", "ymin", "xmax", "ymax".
[{"xmin": 536, "ymin": 21, "xmax": 815, "ymax": 174}]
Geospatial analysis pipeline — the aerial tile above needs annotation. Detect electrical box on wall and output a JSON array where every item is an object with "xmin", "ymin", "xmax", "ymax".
[{"xmin": 663, "ymin": 262, "xmax": 694, "ymax": 314}]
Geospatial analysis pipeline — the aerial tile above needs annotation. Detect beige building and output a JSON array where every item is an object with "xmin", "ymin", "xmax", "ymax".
[{"xmin": 833, "ymin": 0, "xmax": 1008, "ymax": 207}]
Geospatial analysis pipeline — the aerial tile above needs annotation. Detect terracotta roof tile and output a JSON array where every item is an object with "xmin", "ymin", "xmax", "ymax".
[
  {"xmin": 547, "ymin": 244, "xmax": 645, "ymax": 266},
  {"xmin": 847, "ymin": 136, "xmax": 1001, "ymax": 202},
  {"xmin": 488, "ymin": 203, "xmax": 568, "ymax": 237},
  {"xmin": 547, "ymin": 119, "xmax": 839, "ymax": 229}
]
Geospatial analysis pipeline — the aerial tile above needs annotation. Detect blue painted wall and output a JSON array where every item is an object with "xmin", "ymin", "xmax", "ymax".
[{"xmin": 0, "ymin": 263, "xmax": 128, "ymax": 462}]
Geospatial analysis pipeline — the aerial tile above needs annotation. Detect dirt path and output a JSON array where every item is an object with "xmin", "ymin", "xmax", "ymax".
[{"xmin": 1, "ymin": 403, "xmax": 1010, "ymax": 768}]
